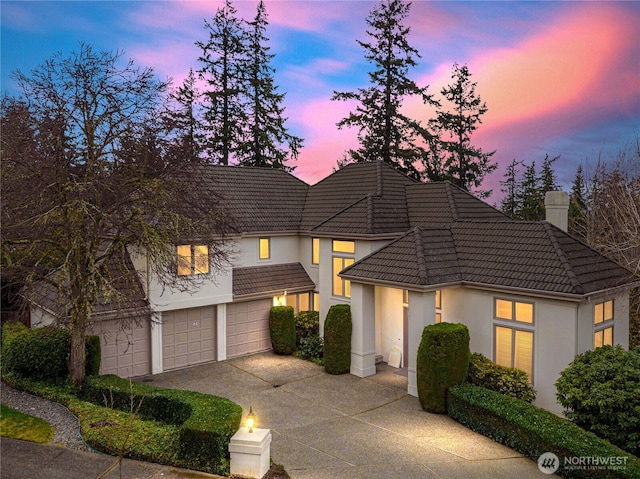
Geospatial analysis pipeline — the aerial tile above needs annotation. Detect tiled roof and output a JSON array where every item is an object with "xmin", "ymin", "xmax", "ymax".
[
  {"xmin": 192, "ymin": 165, "xmax": 309, "ymax": 233},
  {"xmin": 27, "ymin": 251, "xmax": 148, "ymax": 318},
  {"xmin": 233, "ymin": 262, "xmax": 316, "ymax": 298},
  {"xmin": 301, "ymin": 161, "xmax": 417, "ymax": 233},
  {"xmin": 341, "ymin": 222, "xmax": 637, "ymax": 296}
]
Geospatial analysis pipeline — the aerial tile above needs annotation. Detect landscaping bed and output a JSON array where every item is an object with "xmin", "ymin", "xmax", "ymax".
[{"xmin": 448, "ymin": 383, "xmax": 640, "ymax": 478}]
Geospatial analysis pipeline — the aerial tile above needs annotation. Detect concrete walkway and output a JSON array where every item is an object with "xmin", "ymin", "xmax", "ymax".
[{"xmin": 146, "ymin": 352, "xmax": 552, "ymax": 479}]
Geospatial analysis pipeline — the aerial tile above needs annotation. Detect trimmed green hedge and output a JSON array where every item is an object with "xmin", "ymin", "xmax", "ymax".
[
  {"xmin": 82, "ymin": 375, "xmax": 242, "ymax": 475},
  {"xmin": 468, "ymin": 352, "xmax": 536, "ymax": 402},
  {"xmin": 416, "ymin": 322, "xmax": 470, "ymax": 413},
  {"xmin": 324, "ymin": 304, "xmax": 352, "ymax": 375},
  {"xmin": 1, "ymin": 323, "xmax": 101, "ymax": 380},
  {"xmin": 269, "ymin": 306, "xmax": 296, "ymax": 355},
  {"xmin": 448, "ymin": 383, "xmax": 640, "ymax": 478}
]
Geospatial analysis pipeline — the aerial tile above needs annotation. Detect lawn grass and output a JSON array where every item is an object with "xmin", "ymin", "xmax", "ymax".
[{"xmin": 0, "ymin": 404, "xmax": 55, "ymax": 443}]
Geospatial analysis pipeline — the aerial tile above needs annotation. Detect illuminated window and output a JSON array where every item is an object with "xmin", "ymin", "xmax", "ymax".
[
  {"xmin": 495, "ymin": 326, "xmax": 534, "ymax": 382},
  {"xmin": 494, "ymin": 297, "xmax": 534, "ymax": 383},
  {"xmin": 435, "ymin": 290, "xmax": 442, "ymax": 323},
  {"xmin": 495, "ymin": 298, "xmax": 533, "ymax": 324},
  {"xmin": 285, "ymin": 292, "xmax": 312, "ymax": 313},
  {"xmin": 332, "ymin": 240, "xmax": 355, "ymax": 254},
  {"xmin": 259, "ymin": 238, "xmax": 270, "ymax": 260},
  {"xmin": 333, "ymin": 257, "xmax": 354, "ymax": 297},
  {"xmin": 177, "ymin": 245, "xmax": 209, "ymax": 276},
  {"xmin": 313, "ymin": 292, "xmax": 320, "ymax": 312},
  {"xmin": 312, "ymin": 238, "xmax": 320, "ymax": 265},
  {"xmin": 594, "ymin": 300, "xmax": 614, "ymax": 348}
]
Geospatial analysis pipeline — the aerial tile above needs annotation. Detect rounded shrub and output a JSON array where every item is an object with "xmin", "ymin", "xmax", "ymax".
[
  {"xmin": 269, "ymin": 306, "xmax": 296, "ymax": 355},
  {"xmin": 467, "ymin": 352, "xmax": 536, "ymax": 402},
  {"xmin": 417, "ymin": 322, "xmax": 470, "ymax": 413},
  {"xmin": 2, "ymin": 324, "xmax": 70, "ymax": 381},
  {"xmin": 323, "ymin": 304, "xmax": 352, "ymax": 375},
  {"xmin": 556, "ymin": 345, "xmax": 640, "ymax": 455}
]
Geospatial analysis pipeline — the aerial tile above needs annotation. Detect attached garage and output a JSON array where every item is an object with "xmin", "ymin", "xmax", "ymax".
[
  {"xmin": 226, "ymin": 299, "xmax": 272, "ymax": 358},
  {"xmin": 89, "ymin": 317, "xmax": 151, "ymax": 378},
  {"xmin": 162, "ymin": 306, "xmax": 216, "ymax": 371}
]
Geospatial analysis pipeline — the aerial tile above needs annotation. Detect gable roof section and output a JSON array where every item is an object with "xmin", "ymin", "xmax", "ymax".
[
  {"xmin": 233, "ymin": 262, "xmax": 316, "ymax": 299},
  {"xmin": 341, "ymin": 222, "xmax": 637, "ymax": 296},
  {"xmin": 194, "ymin": 165, "xmax": 309, "ymax": 233}
]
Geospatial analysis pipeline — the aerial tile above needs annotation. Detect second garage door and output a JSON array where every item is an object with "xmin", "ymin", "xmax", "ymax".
[
  {"xmin": 226, "ymin": 299, "xmax": 272, "ymax": 358},
  {"xmin": 162, "ymin": 306, "xmax": 216, "ymax": 371}
]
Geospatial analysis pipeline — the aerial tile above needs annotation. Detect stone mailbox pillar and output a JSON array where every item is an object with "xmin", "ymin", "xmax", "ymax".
[{"xmin": 229, "ymin": 427, "xmax": 271, "ymax": 479}]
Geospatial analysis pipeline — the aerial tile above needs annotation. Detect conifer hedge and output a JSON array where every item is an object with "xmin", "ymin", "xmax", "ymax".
[
  {"xmin": 269, "ymin": 306, "xmax": 296, "ymax": 355},
  {"xmin": 323, "ymin": 304, "xmax": 352, "ymax": 374},
  {"xmin": 416, "ymin": 322, "xmax": 470, "ymax": 413}
]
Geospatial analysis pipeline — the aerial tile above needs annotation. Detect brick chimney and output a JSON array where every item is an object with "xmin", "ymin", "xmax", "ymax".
[{"xmin": 544, "ymin": 191, "xmax": 569, "ymax": 232}]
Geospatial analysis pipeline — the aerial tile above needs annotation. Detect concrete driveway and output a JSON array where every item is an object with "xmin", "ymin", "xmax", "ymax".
[{"xmin": 144, "ymin": 352, "xmax": 552, "ymax": 479}]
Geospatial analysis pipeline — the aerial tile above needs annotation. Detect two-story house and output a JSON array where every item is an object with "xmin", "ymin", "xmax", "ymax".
[{"xmin": 30, "ymin": 161, "xmax": 637, "ymax": 413}]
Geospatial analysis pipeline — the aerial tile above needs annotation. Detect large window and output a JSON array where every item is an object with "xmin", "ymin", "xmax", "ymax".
[
  {"xmin": 177, "ymin": 245, "xmax": 209, "ymax": 276},
  {"xmin": 259, "ymin": 238, "xmax": 270, "ymax": 260},
  {"xmin": 332, "ymin": 240, "xmax": 355, "ymax": 298},
  {"xmin": 594, "ymin": 300, "xmax": 614, "ymax": 348},
  {"xmin": 494, "ymin": 298, "xmax": 534, "ymax": 382}
]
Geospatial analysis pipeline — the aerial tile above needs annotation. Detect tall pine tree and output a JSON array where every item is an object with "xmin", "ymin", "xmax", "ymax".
[
  {"xmin": 427, "ymin": 63, "xmax": 495, "ymax": 197},
  {"xmin": 500, "ymin": 159, "xmax": 522, "ymax": 218},
  {"xmin": 197, "ymin": 0, "xmax": 247, "ymax": 165},
  {"xmin": 568, "ymin": 164, "xmax": 587, "ymax": 239},
  {"xmin": 332, "ymin": 0, "xmax": 435, "ymax": 179},
  {"xmin": 235, "ymin": 0, "xmax": 302, "ymax": 170}
]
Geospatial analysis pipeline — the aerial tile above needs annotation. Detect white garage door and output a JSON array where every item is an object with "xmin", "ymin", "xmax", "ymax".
[
  {"xmin": 162, "ymin": 306, "xmax": 216, "ymax": 371},
  {"xmin": 89, "ymin": 317, "xmax": 151, "ymax": 378},
  {"xmin": 226, "ymin": 299, "xmax": 272, "ymax": 358}
]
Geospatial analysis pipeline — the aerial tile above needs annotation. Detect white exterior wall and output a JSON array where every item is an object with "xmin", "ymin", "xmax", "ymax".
[
  {"xmin": 233, "ymin": 235, "xmax": 301, "ymax": 267},
  {"xmin": 407, "ymin": 290, "xmax": 436, "ymax": 396},
  {"xmin": 30, "ymin": 306, "xmax": 56, "ymax": 328},
  {"xmin": 374, "ymin": 286, "xmax": 403, "ymax": 363}
]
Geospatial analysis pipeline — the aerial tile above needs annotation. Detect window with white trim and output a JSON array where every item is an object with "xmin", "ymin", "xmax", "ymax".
[
  {"xmin": 493, "ymin": 298, "xmax": 534, "ymax": 383},
  {"xmin": 594, "ymin": 300, "xmax": 614, "ymax": 348},
  {"xmin": 332, "ymin": 240, "xmax": 355, "ymax": 298},
  {"xmin": 435, "ymin": 289, "xmax": 442, "ymax": 323},
  {"xmin": 177, "ymin": 245, "xmax": 209, "ymax": 276},
  {"xmin": 312, "ymin": 238, "xmax": 320, "ymax": 265}
]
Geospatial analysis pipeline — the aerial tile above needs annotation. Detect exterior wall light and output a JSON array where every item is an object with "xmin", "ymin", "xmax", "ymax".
[{"xmin": 246, "ymin": 406, "xmax": 256, "ymax": 433}]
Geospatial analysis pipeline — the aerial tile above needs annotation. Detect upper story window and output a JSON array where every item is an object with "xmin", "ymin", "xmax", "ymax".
[
  {"xmin": 594, "ymin": 300, "xmax": 614, "ymax": 348},
  {"xmin": 312, "ymin": 238, "xmax": 320, "ymax": 265},
  {"xmin": 332, "ymin": 239, "xmax": 355, "ymax": 298},
  {"xmin": 177, "ymin": 245, "xmax": 209, "ymax": 276},
  {"xmin": 259, "ymin": 238, "xmax": 270, "ymax": 260}
]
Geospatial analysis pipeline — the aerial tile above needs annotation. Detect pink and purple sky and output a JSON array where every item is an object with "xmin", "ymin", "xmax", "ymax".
[{"xmin": 2, "ymin": 1, "xmax": 639, "ymax": 203}]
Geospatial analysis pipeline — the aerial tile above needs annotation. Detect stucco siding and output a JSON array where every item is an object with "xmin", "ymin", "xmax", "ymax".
[{"xmin": 374, "ymin": 286, "xmax": 403, "ymax": 363}]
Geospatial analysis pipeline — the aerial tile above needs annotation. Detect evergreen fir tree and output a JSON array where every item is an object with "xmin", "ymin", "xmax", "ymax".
[
  {"xmin": 539, "ymin": 153, "xmax": 560, "ymax": 193},
  {"xmin": 164, "ymin": 69, "xmax": 204, "ymax": 164},
  {"xmin": 516, "ymin": 161, "xmax": 542, "ymax": 220},
  {"xmin": 236, "ymin": 0, "xmax": 302, "ymax": 170},
  {"xmin": 500, "ymin": 159, "xmax": 522, "ymax": 218},
  {"xmin": 428, "ymin": 63, "xmax": 496, "ymax": 197},
  {"xmin": 568, "ymin": 164, "xmax": 587, "ymax": 239},
  {"xmin": 331, "ymin": 0, "xmax": 436, "ymax": 179},
  {"xmin": 197, "ymin": 0, "xmax": 247, "ymax": 165}
]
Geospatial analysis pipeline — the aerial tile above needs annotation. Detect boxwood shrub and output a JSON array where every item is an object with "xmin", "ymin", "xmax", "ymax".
[
  {"xmin": 324, "ymin": 304, "xmax": 352, "ymax": 375},
  {"xmin": 448, "ymin": 383, "xmax": 640, "ymax": 478},
  {"xmin": 82, "ymin": 375, "xmax": 242, "ymax": 475},
  {"xmin": 269, "ymin": 306, "xmax": 296, "ymax": 355},
  {"xmin": 467, "ymin": 352, "xmax": 536, "ymax": 403},
  {"xmin": 416, "ymin": 322, "xmax": 470, "ymax": 413}
]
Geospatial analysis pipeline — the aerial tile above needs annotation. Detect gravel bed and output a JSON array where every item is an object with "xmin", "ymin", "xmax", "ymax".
[{"xmin": 1, "ymin": 384, "xmax": 92, "ymax": 452}]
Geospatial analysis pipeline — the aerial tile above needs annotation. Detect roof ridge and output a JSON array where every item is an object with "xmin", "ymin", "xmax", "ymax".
[
  {"xmin": 309, "ymin": 195, "xmax": 370, "ymax": 231},
  {"xmin": 413, "ymin": 227, "xmax": 429, "ymax": 284},
  {"xmin": 445, "ymin": 183, "xmax": 460, "ymax": 221},
  {"xmin": 542, "ymin": 222, "xmax": 585, "ymax": 294}
]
